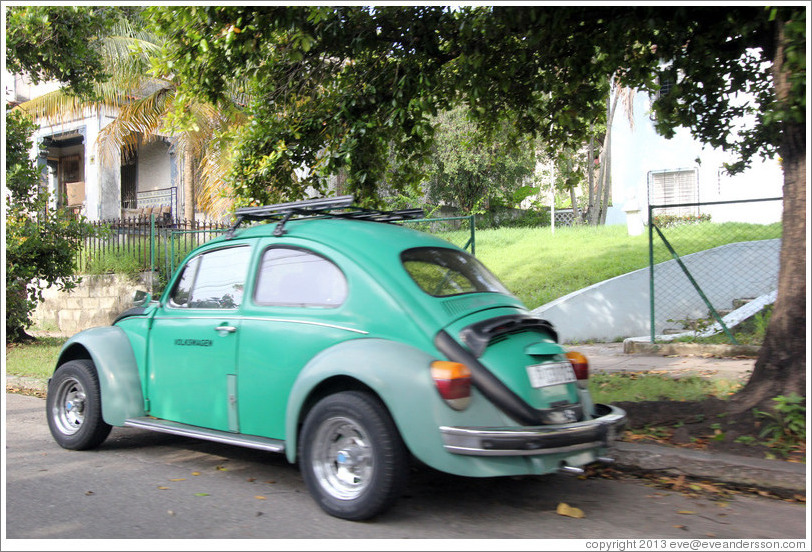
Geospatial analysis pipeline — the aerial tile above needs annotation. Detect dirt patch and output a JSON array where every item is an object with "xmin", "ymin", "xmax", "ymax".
[{"xmin": 614, "ymin": 398, "xmax": 805, "ymax": 463}]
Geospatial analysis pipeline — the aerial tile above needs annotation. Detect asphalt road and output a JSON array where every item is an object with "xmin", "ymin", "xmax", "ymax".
[{"xmin": 4, "ymin": 393, "xmax": 807, "ymax": 544}]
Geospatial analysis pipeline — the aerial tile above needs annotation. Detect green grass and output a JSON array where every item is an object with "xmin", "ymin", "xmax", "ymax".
[
  {"xmin": 589, "ymin": 372, "xmax": 743, "ymax": 404},
  {"xmin": 440, "ymin": 221, "xmax": 781, "ymax": 309},
  {"xmin": 5, "ymin": 337, "xmax": 66, "ymax": 380}
]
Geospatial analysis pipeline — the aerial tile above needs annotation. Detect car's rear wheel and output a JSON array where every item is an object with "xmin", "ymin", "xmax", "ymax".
[
  {"xmin": 47, "ymin": 359, "xmax": 111, "ymax": 450},
  {"xmin": 299, "ymin": 391, "xmax": 408, "ymax": 520}
]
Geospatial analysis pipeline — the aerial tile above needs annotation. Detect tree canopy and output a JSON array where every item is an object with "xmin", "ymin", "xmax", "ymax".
[
  {"xmin": 5, "ymin": 6, "xmax": 132, "ymax": 97},
  {"xmin": 147, "ymin": 4, "xmax": 806, "ymax": 409}
]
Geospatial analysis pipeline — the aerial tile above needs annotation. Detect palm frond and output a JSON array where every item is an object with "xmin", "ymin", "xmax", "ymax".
[{"xmin": 97, "ymin": 86, "xmax": 175, "ymax": 163}]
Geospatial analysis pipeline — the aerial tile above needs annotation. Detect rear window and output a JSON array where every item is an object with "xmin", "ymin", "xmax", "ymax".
[{"xmin": 401, "ymin": 247, "xmax": 511, "ymax": 297}]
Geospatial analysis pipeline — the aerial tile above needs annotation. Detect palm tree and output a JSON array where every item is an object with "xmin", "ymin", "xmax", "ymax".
[{"xmin": 13, "ymin": 14, "xmax": 246, "ymax": 220}]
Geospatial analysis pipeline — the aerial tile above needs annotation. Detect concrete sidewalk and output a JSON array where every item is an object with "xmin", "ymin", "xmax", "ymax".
[{"xmin": 573, "ymin": 341, "xmax": 756, "ymax": 381}]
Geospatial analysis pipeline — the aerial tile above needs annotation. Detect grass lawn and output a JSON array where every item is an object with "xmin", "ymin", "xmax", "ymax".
[
  {"xmin": 5, "ymin": 337, "xmax": 66, "ymax": 381},
  {"xmin": 442, "ymin": 221, "xmax": 781, "ymax": 310},
  {"xmin": 589, "ymin": 372, "xmax": 742, "ymax": 404}
]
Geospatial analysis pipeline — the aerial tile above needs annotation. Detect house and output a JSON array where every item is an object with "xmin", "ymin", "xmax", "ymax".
[
  {"xmin": 609, "ymin": 89, "xmax": 784, "ymax": 227},
  {"xmin": 5, "ymin": 71, "xmax": 191, "ymax": 222}
]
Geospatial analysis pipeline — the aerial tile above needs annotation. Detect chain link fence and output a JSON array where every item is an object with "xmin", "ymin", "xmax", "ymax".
[
  {"xmin": 397, "ymin": 214, "xmax": 476, "ymax": 254},
  {"xmin": 648, "ymin": 197, "xmax": 782, "ymax": 343}
]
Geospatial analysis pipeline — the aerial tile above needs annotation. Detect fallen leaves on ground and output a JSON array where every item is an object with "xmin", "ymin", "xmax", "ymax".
[{"xmin": 556, "ymin": 503, "xmax": 585, "ymax": 519}]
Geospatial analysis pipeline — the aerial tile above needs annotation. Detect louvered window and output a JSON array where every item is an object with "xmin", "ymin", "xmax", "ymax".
[{"xmin": 648, "ymin": 168, "xmax": 699, "ymax": 216}]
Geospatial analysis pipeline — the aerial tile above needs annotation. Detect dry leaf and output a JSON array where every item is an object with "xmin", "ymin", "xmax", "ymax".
[
  {"xmin": 556, "ymin": 503, "xmax": 585, "ymax": 519},
  {"xmin": 254, "ymin": 495, "xmax": 267, "ymax": 500},
  {"xmin": 191, "ymin": 472, "xmax": 201, "ymax": 476},
  {"xmin": 216, "ymin": 466, "xmax": 227, "ymax": 471},
  {"xmin": 84, "ymin": 491, "xmax": 94, "ymax": 496},
  {"xmin": 672, "ymin": 475, "xmax": 686, "ymax": 490},
  {"xmin": 170, "ymin": 478, "xmax": 186, "ymax": 482},
  {"xmin": 677, "ymin": 510, "xmax": 696, "ymax": 515},
  {"xmin": 157, "ymin": 486, "xmax": 170, "ymax": 490}
]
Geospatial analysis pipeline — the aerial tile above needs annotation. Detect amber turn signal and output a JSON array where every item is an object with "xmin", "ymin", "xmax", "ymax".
[{"xmin": 431, "ymin": 361, "xmax": 472, "ymax": 410}]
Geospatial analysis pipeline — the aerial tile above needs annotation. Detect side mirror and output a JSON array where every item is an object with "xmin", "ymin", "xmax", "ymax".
[{"xmin": 132, "ymin": 290, "xmax": 151, "ymax": 307}]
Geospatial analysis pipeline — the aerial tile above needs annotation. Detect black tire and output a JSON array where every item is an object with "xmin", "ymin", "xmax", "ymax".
[
  {"xmin": 298, "ymin": 391, "xmax": 409, "ymax": 521},
  {"xmin": 46, "ymin": 359, "xmax": 112, "ymax": 450}
]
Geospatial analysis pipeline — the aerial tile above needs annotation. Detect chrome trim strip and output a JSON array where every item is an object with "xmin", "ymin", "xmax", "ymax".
[
  {"xmin": 152, "ymin": 316, "xmax": 368, "ymax": 334},
  {"xmin": 439, "ymin": 405, "xmax": 627, "ymax": 457},
  {"xmin": 125, "ymin": 417, "xmax": 285, "ymax": 453},
  {"xmin": 444, "ymin": 441, "xmax": 603, "ymax": 457}
]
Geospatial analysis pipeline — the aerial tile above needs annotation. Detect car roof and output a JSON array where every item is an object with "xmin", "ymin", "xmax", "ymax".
[{"xmin": 220, "ymin": 216, "xmax": 459, "ymax": 257}]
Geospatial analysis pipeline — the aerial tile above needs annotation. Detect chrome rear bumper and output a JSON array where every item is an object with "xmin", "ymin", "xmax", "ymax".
[{"xmin": 440, "ymin": 404, "xmax": 627, "ymax": 456}]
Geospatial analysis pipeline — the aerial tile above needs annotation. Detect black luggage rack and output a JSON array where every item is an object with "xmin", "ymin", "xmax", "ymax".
[{"xmin": 227, "ymin": 195, "xmax": 425, "ymax": 238}]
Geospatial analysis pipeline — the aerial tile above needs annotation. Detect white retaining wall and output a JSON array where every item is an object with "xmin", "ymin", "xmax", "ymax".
[
  {"xmin": 31, "ymin": 273, "xmax": 151, "ymax": 336},
  {"xmin": 531, "ymin": 239, "xmax": 780, "ymax": 343}
]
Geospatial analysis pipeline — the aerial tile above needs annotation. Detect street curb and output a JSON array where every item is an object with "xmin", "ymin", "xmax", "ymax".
[
  {"xmin": 623, "ymin": 341, "xmax": 761, "ymax": 358},
  {"xmin": 612, "ymin": 441, "xmax": 806, "ymax": 494},
  {"xmin": 6, "ymin": 375, "xmax": 48, "ymax": 395}
]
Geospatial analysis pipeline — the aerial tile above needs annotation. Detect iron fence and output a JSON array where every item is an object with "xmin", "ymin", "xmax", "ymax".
[
  {"xmin": 648, "ymin": 197, "xmax": 782, "ymax": 343},
  {"xmin": 76, "ymin": 213, "xmax": 476, "ymax": 294},
  {"xmin": 76, "ymin": 216, "xmax": 230, "ymax": 292}
]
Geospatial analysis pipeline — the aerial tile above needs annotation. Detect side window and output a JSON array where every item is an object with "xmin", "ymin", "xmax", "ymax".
[
  {"xmin": 169, "ymin": 256, "xmax": 200, "ymax": 307},
  {"xmin": 169, "ymin": 246, "xmax": 251, "ymax": 309},
  {"xmin": 254, "ymin": 247, "xmax": 347, "ymax": 307}
]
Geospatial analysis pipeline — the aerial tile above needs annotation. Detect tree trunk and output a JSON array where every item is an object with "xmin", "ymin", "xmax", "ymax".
[
  {"xmin": 729, "ymin": 17, "xmax": 807, "ymax": 413},
  {"xmin": 599, "ymin": 117, "xmax": 613, "ymax": 225},
  {"xmin": 587, "ymin": 127, "xmax": 595, "ymax": 223},
  {"xmin": 569, "ymin": 186, "xmax": 581, "ymax": 223},
  {"xmin": 591, "ymin": 87, "xmax": 619, "ymax": 225},
  {"xmin": 183, "ymin": 146, "xmax": 195, "ymax": 221}
]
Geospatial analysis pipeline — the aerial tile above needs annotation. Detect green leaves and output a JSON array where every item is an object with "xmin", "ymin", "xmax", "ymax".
[
  {"xmin": 6, "ymin": 6, "xmax": 126, "ymax": 97},
  {"xmin": 140, "ymin": 5, "xmax": 797, "ymax": 208}
]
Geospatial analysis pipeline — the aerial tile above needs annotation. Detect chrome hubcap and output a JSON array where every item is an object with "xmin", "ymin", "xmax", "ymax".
[
  {"xmin": 52, "ymin": 377, "xmax": 87, "ymax": 435},
  {"xmin": 312, "ymin": 417, "xmax": 373, "ymax": 500}
]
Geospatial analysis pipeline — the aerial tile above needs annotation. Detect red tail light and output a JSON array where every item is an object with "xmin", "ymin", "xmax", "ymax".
[
  {"xmin": 431, "ymin": 361, "xmax": 472, "ymax": 410},
  {"xmin": 566, "ymin": 351, "xmax": 589, "ymax": 388}
]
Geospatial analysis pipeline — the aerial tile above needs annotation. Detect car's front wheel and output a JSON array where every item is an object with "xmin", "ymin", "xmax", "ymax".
[
  {"xmin": 298, "ymin": 391, "xmax": 408, "ymax": 520},
  {"xmin": 46, "ymin": 359, "xmax": 111, "ymax": 450}
]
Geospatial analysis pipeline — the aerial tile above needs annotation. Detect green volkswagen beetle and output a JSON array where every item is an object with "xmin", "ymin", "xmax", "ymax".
[{"xmin": 46, "ymin": 195, "xmax": 626, "ymax": 520}]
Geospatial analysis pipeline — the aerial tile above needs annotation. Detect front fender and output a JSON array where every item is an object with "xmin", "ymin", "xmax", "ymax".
[
  {"xmin": 55, "ymin": 326, "xmax": 145, "ymax": 426},
  {"xmin": 284, "ymin": 338, "xmax": 511, "ymax": 470}
]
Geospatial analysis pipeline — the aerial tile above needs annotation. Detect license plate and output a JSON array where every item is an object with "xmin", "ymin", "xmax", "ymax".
[{"xmin": 526, "ymin": 362, "xmax": 576, "ymax": 388}]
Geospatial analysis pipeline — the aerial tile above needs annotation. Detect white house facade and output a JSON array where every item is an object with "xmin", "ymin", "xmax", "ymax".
[
  {"xmin": 609, "ymin": 89, "xmax": 784, "ymax": 227},
  {"xmin": 6, "ymin": 72, "xmax": 188, "ymax": 222}
]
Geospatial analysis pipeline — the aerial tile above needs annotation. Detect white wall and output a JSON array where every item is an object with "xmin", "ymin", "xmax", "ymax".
[
  {"xmin": 532, "ymin": 239, "xmax": 780, "ymax": 343},
  {"xmin": 611, "ymin": 91, "xmax": 783, "ymax": 225},
  {"xmin": 138, "ymin": 140, "xmax": 172, "ymax": 192}
]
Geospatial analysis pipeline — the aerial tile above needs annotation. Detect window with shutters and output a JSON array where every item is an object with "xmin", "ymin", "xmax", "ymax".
[{"xmin": 647, "ymin": 168, "xmax": 699, "ymax": 216}]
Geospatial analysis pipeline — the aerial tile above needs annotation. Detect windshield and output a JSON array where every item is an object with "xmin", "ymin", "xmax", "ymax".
[{"xmin": 401, "ymin": 247, "xmax": 512, "ymax": 298}]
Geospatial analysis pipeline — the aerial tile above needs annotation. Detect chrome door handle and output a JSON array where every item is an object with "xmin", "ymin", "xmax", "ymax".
[{"xmin": 215, "ymin": 325, "xmax": 238, "ymax": 334}]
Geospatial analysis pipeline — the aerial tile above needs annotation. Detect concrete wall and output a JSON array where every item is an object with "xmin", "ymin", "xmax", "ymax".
[
  {"xmin": 531, "ymin": 239, "xmax": 780, "ymax": 343},
  {"xmin": 32, "ymin": 273, "xmax": 152, "ymax": 337}
]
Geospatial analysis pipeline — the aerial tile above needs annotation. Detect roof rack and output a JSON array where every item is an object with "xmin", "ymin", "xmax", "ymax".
[{"xmin": 226, "ymin": 195, "xmax": 425, "ymax": 238}]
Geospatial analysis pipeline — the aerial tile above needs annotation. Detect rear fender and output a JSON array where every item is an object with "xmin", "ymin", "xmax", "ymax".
[
  {"xmin": 55, "ymin": 327, "xmax": 145, "ymax": 426},
  {"xmin": 284, "ymin": 338, "xmax": 509, "ymax": 466}
]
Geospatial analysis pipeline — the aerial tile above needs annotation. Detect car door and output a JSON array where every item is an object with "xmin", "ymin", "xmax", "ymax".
[
  {"xmin": 236, "ymin": 245, "xmax": 357, "ymax": 439},
  {"xmin": 147, "ymin": 245, "xmax": 253, "ymax": 432}
]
